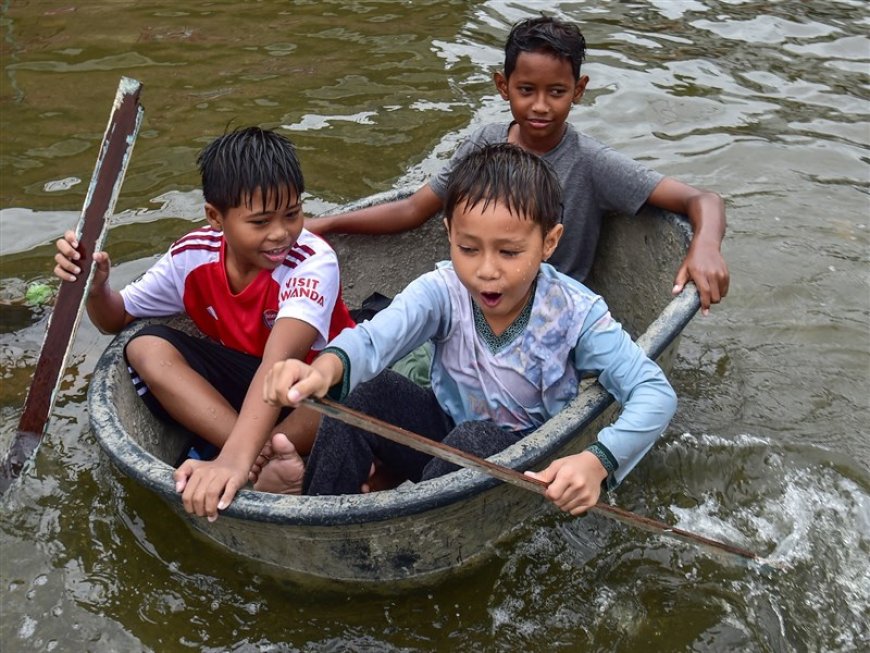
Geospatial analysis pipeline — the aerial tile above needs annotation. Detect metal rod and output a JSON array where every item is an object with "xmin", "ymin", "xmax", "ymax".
[{"xmin": 304, "ymin": 396, "xmax": 763, "ymax": 562}]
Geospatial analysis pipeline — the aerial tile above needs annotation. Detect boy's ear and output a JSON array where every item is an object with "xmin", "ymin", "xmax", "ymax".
[
  {"xmin": 204, "ymin": 203, "xmax": 224, "ymax": 230},
  {"xmin": 543, "ymin": 224, "xmax": 564, "ymax": 260},
  {"xmin": 573, "ymin": 75, "xmax": 590, "ymax": 104},
  {"xmin": 493, "ymin": 71, "xmax": 509, "ymax": 100},
  {"xmin": 443, "ymin": 217, "xmax": 452, "ymax": 241}
]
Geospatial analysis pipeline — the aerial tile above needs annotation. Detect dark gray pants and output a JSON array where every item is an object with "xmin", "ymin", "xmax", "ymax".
[{"xmin": 303, "ymin": 369, "xmax": 524, "ymax": 495}]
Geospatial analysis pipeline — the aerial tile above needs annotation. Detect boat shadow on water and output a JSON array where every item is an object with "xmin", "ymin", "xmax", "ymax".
[{"xmin": 88, "ymin": 188, "xmax": 700, "ymax": 587}]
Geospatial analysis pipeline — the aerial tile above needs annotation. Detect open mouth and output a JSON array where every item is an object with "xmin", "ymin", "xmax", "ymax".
[
  {"xmin": 262, "ymin": 246, "xmax": 290, "ymax": 263},
  {"xmin": 480, "ymin": 291, "xmax": 502, "ymax": 307},
  {"xmin": 527, "ymin": 118, "xmax": 550, "ymax": 128}
]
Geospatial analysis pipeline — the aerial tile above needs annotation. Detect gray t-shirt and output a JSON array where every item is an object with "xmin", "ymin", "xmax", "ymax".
[{"xmin": 429, "ymin": 122, "xmax": 664, "ymax": 282}]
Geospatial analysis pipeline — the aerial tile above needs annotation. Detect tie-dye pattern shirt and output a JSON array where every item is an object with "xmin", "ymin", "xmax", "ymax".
[{"xmin": 327, "ymin": 261, "xmax": 676, "ymax": 484}]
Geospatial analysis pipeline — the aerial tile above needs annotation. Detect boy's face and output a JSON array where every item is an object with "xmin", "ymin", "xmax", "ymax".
[
  {"xmin": 205, "ymin": 186, "xmax": 304, "ymax": 290},
  {"xmin": 445, "ymin": 200, "xmax": 562, "ymax": 335},
  {"xmin": 494, "ymin": 50, "xmax": 588, "ymax": 153}
]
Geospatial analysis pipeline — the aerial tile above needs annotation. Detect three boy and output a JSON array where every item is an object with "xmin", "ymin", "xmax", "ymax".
[{"xmin": 53, "ymin": 16, "xmax": 725, "ymax": 520}]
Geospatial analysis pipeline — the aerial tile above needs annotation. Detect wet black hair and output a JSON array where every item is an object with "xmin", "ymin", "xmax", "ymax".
[
  {"xmin": 197, "ymin": 126, "xmax": 304, "ymax": 214},
  {"xmin": 504, "ymin": 16, "xmax": 586, "ymax": 81},
  {"xmin": 444, "ymin": 143, "xmax": 562, "ymax": 233}
]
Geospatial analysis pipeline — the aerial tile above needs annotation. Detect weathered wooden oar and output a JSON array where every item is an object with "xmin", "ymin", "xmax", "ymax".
[
  {"xmin": 0, "ymin": 77, "xmax": 144, "ymax": 493},
  {"xmin": 304, "ymin": 396, "xmax": 767, "ymax": 564}
]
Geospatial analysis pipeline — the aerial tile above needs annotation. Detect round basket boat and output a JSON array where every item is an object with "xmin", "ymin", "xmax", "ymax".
[{"xmin": 88, "ymin": 189, "xmax": 699, "ymax": 585}]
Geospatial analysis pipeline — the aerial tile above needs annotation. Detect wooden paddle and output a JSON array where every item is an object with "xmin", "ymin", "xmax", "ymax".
[
  {"xmin": 304, "ymin": 396, "xmax": 767, "ymax": 564},
  {"xmin": 0, "ymin": 77, "xmax": 144, "ymax": 493}
]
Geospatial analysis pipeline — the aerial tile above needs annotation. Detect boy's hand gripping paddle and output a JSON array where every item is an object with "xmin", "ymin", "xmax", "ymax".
[
  {"xmin": 304, "ymin": 396, "xmax": 774, "ymax": 567},
  {"xmin": 0, "ymin": 77, "xmax": 144, "ymax": 493}
]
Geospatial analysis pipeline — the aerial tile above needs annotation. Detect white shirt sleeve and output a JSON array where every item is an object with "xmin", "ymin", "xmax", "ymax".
[
  {"xmin": 275, "ymin": 239, "xmax": 341, "ymax": 350},
  {"xmin": 119, "ymin": 251, "xmax": 185, "ymax": 318}
]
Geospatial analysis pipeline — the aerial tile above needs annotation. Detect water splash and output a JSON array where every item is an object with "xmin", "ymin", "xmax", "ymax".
[{"xmin": 483, "ymin": 430, "xmax": 870, "ymax": 650}]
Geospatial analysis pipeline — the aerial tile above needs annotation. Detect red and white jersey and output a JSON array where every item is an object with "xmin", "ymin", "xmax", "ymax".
[{"xmin": 120, "ymin": 227, "xmax": 355, "ymax": 358}]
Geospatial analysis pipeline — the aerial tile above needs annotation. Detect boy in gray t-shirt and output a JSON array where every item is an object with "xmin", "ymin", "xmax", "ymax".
[
  {"xmin": 428, "ymin": 122, "xmax": 663, "ymax": 283},
  {"xmin": 309, "ymin": 16, "xmax": 729, "ymax": 314}
]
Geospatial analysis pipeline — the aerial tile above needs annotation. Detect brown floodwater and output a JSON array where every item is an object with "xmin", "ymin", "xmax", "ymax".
[{"xmin": 1, "ymin": 1, "xmax": 868, "ymax": 651}]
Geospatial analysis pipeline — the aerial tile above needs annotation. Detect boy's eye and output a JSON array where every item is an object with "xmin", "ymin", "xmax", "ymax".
[
  {"xmin": 458, "ymin": 245, "xmax": 477, "ymax": 254},
  {"xmin": 501, "ymin": 250, "xmax": 520, "ymax": 258}
]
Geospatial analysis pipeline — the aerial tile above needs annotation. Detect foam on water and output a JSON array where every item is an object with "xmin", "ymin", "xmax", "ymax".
[
  {"xmin": 657, "ymin": 431, "xmax": 870, "ymax": 647},
  {"xmin": 483, "ymin": 430, "xmax": 870, "ymax": 649}
]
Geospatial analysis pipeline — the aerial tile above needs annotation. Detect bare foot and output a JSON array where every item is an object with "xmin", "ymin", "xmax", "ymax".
[
  {"xmin": 360, "ymin": 457, "xmax": 401, "ymax": 493},
  {"xmin": 253, "ymin": 433, "xmax": 305, "ymax": 495},
  {"xmin": 361, "ymin": 463, "xmax": 377, "ymax": 494},
  {"xmin": 248, "ymin": 441, "xmax": 274, "ymax": 485}
]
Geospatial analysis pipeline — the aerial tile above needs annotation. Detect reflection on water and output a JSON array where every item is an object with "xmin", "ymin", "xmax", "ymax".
[{"xmin": 1, "ymin": 1, "xmax": 868, "ymax": 651}]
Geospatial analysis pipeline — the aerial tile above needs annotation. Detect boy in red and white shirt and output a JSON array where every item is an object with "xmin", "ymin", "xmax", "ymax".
[{"xmin": 54, "ymin": 127, "xmax": 354, "ymax": 511}]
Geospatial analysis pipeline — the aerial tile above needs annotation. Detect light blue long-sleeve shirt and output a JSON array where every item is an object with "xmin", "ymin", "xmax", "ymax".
[{"xmin": 326, "ymin": 262, "xmax": 676, "ymax": 485}]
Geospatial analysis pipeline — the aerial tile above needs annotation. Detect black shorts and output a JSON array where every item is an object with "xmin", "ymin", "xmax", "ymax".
[{"xmin": 124, "ymin": 324, "xmax": 289, "ymax": 455}]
